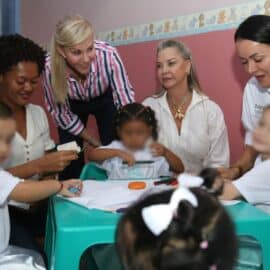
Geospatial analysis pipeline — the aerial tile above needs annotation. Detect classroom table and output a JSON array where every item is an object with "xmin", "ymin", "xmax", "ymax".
[{"xmin": 45, "ymin": 196, "xmax": 270, "ymax": 270}]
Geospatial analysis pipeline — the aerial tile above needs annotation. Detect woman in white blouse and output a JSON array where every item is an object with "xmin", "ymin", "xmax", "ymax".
[
  {"xmin": 0, "ymin": 35, "xmax": 78, "ymax": 253},
  {"xmin": 143, "ymin": 39, "xmax": 229, "ymax": 174}
]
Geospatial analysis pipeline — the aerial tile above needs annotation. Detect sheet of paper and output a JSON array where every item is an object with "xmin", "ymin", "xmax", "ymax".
[
  {"xmin": 221, "ymin": 200, "xmax": 242, "ymax": 206},
  {"xmin": 61, "ymin": 180, "xmax": 172, "ymax": 211}
]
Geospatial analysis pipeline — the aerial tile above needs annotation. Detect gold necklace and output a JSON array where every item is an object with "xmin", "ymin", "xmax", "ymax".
[{"xmin": 170, "ymin": 93, "xmax": 189, "ymax": 120}]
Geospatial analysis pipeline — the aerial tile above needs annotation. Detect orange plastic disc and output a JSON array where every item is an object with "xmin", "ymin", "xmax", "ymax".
[{"xmin": 128, "ymin": 181, "xmax": 146, "ymax": 190}]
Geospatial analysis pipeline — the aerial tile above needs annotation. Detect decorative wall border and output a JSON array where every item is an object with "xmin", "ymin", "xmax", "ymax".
[{"xmin": 96, "ymin": 0, "xmax": 268, "ymax": 46}]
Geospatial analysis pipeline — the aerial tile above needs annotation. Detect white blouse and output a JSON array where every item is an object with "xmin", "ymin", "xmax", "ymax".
[
  {"xmin": 143, "ymin": 91, "xmax": 230, "ymax": 174},
  {"xmin": 233, "ymin": 156, "xmax": 270, "ymax": 213},
  {"xmin": 2, "ymin": 104, "xmax": 55, "ymax": 179}
]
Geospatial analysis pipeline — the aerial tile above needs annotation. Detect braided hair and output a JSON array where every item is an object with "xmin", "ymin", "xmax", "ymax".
[
  {"xmin": 0, "ymin": 34, "xmax": 46, "ymax": 75},
  {"xmin": 116, "ymin": 168, "xmax": 237, "ymax": 270},
  {"xmin": 114, "ymin": 102, "xmax": 158, "ymax": 140}
]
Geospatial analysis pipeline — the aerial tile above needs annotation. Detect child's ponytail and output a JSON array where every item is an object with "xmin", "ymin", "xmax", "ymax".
[{"xmin": 116, "ymin": 171, "xmax": 237, "ymax": 270}]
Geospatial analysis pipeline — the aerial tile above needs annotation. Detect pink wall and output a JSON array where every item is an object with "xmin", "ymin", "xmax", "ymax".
[
  {"xmin": 115, "ymin": 29, "xmax": 248, "ymax": 163},
  {"xmin": 31, "ymin": 28, "xmax": 248, "ymax": 163},
  {"xmin": 21, "ymin": 1, "xmax": 250, "ymax": 163}
]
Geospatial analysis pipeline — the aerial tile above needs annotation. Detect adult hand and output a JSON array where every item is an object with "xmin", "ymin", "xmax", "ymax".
[
  {"xmin": 217, "ymin": 167, "xmax": 240, "ymax": 180},
  {"xmin": 79, "ymin": 129, "xmax": 102, "ymax": 148},
  {"xmin": 118, "ymin": 150, "xmax": 136, "ymax": 166},
  {"xmin": 59, "ymin": 179, "xmax": 83, "ymax": 197},
  {"xmin": 36, "ymin": 150, "xmax": 78, "ymax": 174},
  {"xmin": 87, "ymin": 136, "xmax": 102, "ymax": 148}
]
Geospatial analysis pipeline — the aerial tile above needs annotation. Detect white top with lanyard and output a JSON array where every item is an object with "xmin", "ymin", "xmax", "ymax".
[
  {"xmin": 242, "ymin": 76, "xmax": 270, "ymax": 145},
  {"xmin": 233, "ymin": 155, "xmax": 270, "ymax": 213}
]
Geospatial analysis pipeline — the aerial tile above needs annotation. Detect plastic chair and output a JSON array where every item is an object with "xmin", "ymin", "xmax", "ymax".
[
  {"xmin": 226, "ymin": 203, "xmax": 270, "ymax": 270},
  {"xmin": 80, "ymin": 162, "xmax": 108, "ymax": 180},
  {"xmin": 235, "ymin": 236, "xmax": 262, "ymax": 270}
]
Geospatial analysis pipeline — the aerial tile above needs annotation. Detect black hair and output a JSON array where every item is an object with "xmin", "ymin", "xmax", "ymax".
[
  {"xmin": 0, "ymin": 34, "xmax": 46, "ymax": 75},
  {"xmin": 234, "ymin": 15, "xmax": 270, "ymax": 44},
  {"xmin": 116, "ymin": 168, "xmax": 237, "ymax": 270},
  {"xmin": 114, "ymin": 102, "xmax": 158, "ymax": 140},
  {"xmin": 0, "ymin": 102, "xmax": 14, "ymax": 119}
]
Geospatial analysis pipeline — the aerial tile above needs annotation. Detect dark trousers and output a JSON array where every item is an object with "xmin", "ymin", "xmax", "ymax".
[
  {"xmin": 9, "ymin": 200, "xmax": 48, "ymax": 260},
  {"xmin": 58, "ymin": 90, "xmax": 117, "ymax": 180}
]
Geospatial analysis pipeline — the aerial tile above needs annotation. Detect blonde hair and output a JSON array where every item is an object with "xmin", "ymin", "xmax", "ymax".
[
  {"xmin": 156, "ymin": 39, "xmax": 202, "ymax": 96},
  {"xmin": 50, "ymin": 15, "xmax": 93, "ymax": 104}
]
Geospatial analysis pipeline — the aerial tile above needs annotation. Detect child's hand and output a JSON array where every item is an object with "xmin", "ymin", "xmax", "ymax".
[
  {"xmin": 59, "ymin": 179, "xmax": 83, "ymax": 197},
  {"xmin": 150, "ymin": 142, "xmax": 167, "ymax": 157},
  {"xmin": 118, "ymin": 150, "xmax": 136, "ymax": 166}
]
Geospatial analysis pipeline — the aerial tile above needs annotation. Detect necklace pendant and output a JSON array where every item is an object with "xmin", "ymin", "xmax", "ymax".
[{"xmin": 174, "ymin": 110, "xmax": 185, "ymax": 120}]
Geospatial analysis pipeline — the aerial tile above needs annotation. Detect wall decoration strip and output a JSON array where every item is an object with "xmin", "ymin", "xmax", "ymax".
[{"xmin": 96, "ymin": 0, "xmax": 268, "ymax": 46}]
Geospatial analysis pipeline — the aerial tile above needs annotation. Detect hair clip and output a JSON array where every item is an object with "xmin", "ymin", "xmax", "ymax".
[{"xmin": 141, "ymin": 187, "xmax": 198, "ymax": 236}]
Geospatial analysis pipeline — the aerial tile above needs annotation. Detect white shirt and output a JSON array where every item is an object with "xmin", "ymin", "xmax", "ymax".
[
  {"xmin": 233, "ymin": 156, "xmax": 270, "ymax": 213},
  {"xmin": 0, "ymin": 170, "xmax": 20, "ymax": 254},
  {"xmin": 2, "ymin": 104, "xmax": 55, "ymax": 179},
  {"xmin": 242, "ymin": 77, "xmax": 270, "ymax": 145},
  {"xmin": 98, "ymin": 140, "xmax": 171, "ymax": 179},
  {"xmin": 143, "ymin": 91, "xmax": 230, "ymax": 174},
  {"xmin": 0, "ymin": 170, "xmax": 45, "ymax": 269}
]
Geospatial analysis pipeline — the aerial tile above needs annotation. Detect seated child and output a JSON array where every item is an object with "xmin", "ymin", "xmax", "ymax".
[
  {"xmin": 221, "ymin": 105, "xmax": 270, "ymax": 213},
  {"xmin": 89, "ymin": 103, "xmax": 183, "ymax": 179},
  {"xmin": 0, "ymin": 102, "xmax": 82, "ymax": 269},
  {"xmin": 116, "ymin": 171, "xmax": 237, "ymax": 270}
]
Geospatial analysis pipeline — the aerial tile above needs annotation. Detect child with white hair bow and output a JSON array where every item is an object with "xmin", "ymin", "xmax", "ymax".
[{"xmin": 116, "ymin": 168, "xmax": 237, "ymax": 270}]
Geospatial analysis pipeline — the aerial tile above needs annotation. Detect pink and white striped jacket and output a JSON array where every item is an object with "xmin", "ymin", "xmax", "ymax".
[{"xmin": 42, "ymin": 40, "xmax": 134, "ymax": 135}]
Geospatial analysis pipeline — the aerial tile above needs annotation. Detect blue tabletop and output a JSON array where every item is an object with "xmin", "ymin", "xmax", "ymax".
[
  {"xmin": 225, "ymin": 202, "xmax": 270, "ymax": 222},
  {"xmin": 48, "ymin": 197, "xmax": 270, "ymax": 270},
  {"xmin": 53, "ymin": 196, "xmax": 270, "ymax": 229},
  {"xmin": 53, "ymin": 196, "xmax": 120, "ymax": 228}
]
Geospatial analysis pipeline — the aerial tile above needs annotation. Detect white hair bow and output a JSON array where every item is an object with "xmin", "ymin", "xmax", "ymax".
[{"xmin": 142, "ymin": 187, "xmax": 198, "ymax": 236}]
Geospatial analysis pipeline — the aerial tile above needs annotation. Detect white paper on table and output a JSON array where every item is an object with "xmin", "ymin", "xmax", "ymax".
[
  {"xmin": 221, "ymin": 200, "xmax": 242, "ymax": 206},
  {"xmin": 61, "ymin": 180, "xmax": 172, "ymax": 211}
]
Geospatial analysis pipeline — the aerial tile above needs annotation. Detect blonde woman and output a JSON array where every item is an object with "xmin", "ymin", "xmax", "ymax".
[
  {"xmin": 143, "ymin": 39, "xmax": 229, "ymax": 174},
  {"xmin": 42, "ymin": 15, "xmax": 134, "ymax": 179}
]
